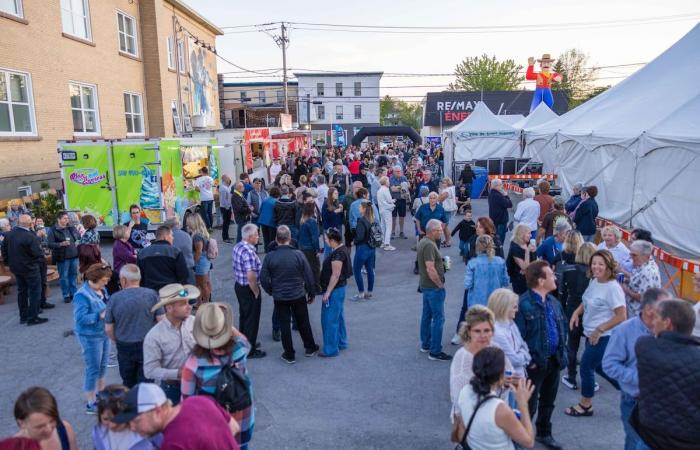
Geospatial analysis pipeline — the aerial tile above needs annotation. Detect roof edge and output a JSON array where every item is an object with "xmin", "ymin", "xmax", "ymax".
[{"xmin": 165, "ymin": 0, "xmax": 224, "ymax": 36}]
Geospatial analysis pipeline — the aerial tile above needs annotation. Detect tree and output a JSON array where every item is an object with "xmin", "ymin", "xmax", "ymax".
[
  {"xmin": 448, "ymin": 54, "xmax": 524, "ymax": 91},
  {"xmin": 380, "ymin": 95, "xmax": 396, "ymax": 125},
  {"xmin": 553, "ymin": 49, "xmax": 599, "ymax": 107},
  {"xmin": 571, "ymin": 85, "xmax": 610, "ymax": 108},
  {"xmin": 380, "ymin": 95, "xmax": 422, "ymax": 130}
]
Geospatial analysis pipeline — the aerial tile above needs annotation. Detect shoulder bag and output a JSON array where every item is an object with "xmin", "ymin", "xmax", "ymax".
[{"xmin": 452, "ymin": 394, "xmax": 497, "ymax": 450}]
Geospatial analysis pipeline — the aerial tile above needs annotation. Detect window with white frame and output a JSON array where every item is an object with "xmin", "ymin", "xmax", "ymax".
[
  {"xmin": 171, "ymin": 100, "xmax": 181, "ymax": 134},
  {"xmin": 316, "ymin": 105, "xmax": 325, "ymax": 120},
  {"xmin": 177, "ymin": 39, "xmax": 186, "ymax": 74},
  {"xmin": 335, "ymin": 82, "xmax": 343, "ymax": 97},
  {"xmin": 0, "ymin": 0, "xmax": 23, "ymax": 17},
  {"xmin": 258, "ymin": 90, "xmax": 266, "ymax": 103},
  {"xmin": 166, "ymin": 36, "xmax": 175, "ymax": 69},
  {"xmin": 240, "ymin": 91, "xmax": 247, "ymax": 100},
  {"xmin": 276, "ymin": 90, "xmax": 284, "ymax": 104},
  {"xmin": 354, "ymin": 81, "xmax": 361, "ymax": 96},
  {"xmin": 316, "ymin": 82, "xmax": 324, "ymax": 96},
  {"xmin": 117, "ymin": 11, "xmax": 138, "ymax": 56},
  {"xmin": 182, "ymin": 103, "xmax": 192, "ymax": 132},
  {"xmin": 0, "ymin": 69, "xmax": 36, "ymax": 135},
  {"xmin": 123, "ymin": 92, "xmax": 143, "ymax": 135},
  {"xmin": 69, "ymin": 82, "xmax": 99, "ymax": 134},
  {"xmin": 60, "ymin": 0, "xmax": 92, "ymax": 41},
  {"xmin": 354, "ymin": 105, "xmax": 361, "ymax": 119},
  {"xmin": 335, "ymin": 105, "xmax": 343, "ymax": 120}
]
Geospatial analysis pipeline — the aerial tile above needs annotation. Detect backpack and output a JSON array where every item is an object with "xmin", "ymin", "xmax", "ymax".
[
  {"xmin": 212, "ymin": 364, "xmax": 252, "ymax": 413},
  {"xmin": 206, "ymin": 237, "xmax": 219, "ymax": 259},
  {"xmin": 368, "ymin": 221, "xmax": 383, "ymax": 248}
]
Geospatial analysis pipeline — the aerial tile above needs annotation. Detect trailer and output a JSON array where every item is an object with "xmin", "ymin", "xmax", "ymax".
[{"xmin": 58, "ymin": 138, "xmax": 222, "ymax": 232}]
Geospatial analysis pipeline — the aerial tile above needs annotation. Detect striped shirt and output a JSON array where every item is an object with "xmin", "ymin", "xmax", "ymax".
[
  {"xmin": 232, "ymin": 241, "xmax": 261, "ymax": 286},
  {"xmin": 181, "ymin": 335, "xmax": 254, "ymax": 447}
]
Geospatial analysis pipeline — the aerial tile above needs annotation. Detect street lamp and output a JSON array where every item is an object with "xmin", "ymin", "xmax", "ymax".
[{"xmin": 241, "ymin": 97, "xmax": 251, "ymax": 128}]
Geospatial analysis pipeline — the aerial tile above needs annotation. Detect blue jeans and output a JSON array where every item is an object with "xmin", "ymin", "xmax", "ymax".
[
  {"xmin": 583, "ymin": 234, "xmax": 595, "ymax": 242},
  {"xmin": 200, "ymin": 200, "xmax": 213, "ymax": 229},
  {"xmin": 580, "ymin": 335, "xmax": 620, "ymax": 398},
  {"xmin": 420, "ymin": 288, "xmax": 446, "ymax": 355},
  {"xmin": 57, "ymin": 258, "xmax": 78, "ymax": 298},
  {"xmin": 620, "ymin": 392, "xmax": 651, "ymax": 450},
  {"xmin": 321, "ymin": 286, "xmax": 348, "ymax": 356},
  {"xmin": 77, "ymin": 334, "xmax": 110, "ymax": 392},
  {"xmin": 353, "ymin": 244, "xmax": 375, "ymax": 293},
  {"xmin": 458, "ymin": 239, "xmax": 469, "ymax": 258},
  {"xmin": 496, "ymin": 223, "xmax": 507, "ymax": 245}
]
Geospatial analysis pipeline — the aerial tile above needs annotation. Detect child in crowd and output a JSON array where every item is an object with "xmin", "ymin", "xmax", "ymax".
[
  {"xmin": 456, "ymin": 184, "xmax": 471, "ymax": 213},
  {"xmin": 451, "ymin": 207, "xmax": 476, "ymax": 262}
]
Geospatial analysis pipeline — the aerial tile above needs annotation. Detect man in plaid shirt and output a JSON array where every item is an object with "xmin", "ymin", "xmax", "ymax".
[{"xmin": 232, "ymin": 223, "xmax": 266, "ymax": 358}]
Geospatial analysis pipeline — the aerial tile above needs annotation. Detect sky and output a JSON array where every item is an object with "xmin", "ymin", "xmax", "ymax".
[{"xmin": 187, "ymin": 0, "xmax": 699, "ymax": 101}]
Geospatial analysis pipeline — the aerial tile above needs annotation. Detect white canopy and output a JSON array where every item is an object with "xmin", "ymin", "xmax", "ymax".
[
  {"xmin": 443, "ymin": 102, "xmax": 521, "ymax": 178},
  {"xmin": 524, "ymin": 23, "xmax": 700, "ymax": 255},
  {"xmin": 497, "ymin": 114, "xmax": 525, "ymax": 125},
  {"xmin": 514, "ymin": 102, "xmax": 558, "ymax": 129}
]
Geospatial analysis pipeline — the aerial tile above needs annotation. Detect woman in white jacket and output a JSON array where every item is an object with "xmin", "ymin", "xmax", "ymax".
[
  {"xmin": 377, "ymin": 176, "xmax": 396, "ymax": 251},
  {"xmin": 488, "ymin": 288, "xmax": 531, "ymax": 378}
]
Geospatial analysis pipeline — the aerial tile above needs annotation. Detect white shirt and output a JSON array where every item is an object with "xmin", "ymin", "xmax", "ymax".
[
  {"xmin": 377, "ymin": 186, "xmax": 395, "ymax": 211},
  {"xmin": 513, "ymin": 198, "xmax": 540, "ymax": 232},
  {"xmin": 316, "ymin": 183, "xmax": 329, "ymax": 211},
  {"xmin": 270, "ymin": 163, "xmax": 282, "ymax": 179},
  {"xmin": 441, "ymin": 186, "xmax": 458, "ymax": 212},
  {"xmin": 582, "ymin": 279, "xmax": 626, "ymax": 337},
  {"xmin": 195, "ymin": 176, "xmax": 214, "ymax": 201},
  {"xmin": 597, "ymin": 241, "xmax": 630, "ymax": 269},
  {"xmin": 450, "ymin": 347, "xmax": 512, "ymax": 408},
  {"xmin": 492, "ymin": 320, "xmax": 531, "ymax": 377},
  {"xmin": 456, "ymin": 388, "xmax": 513, "ymax": 450}
]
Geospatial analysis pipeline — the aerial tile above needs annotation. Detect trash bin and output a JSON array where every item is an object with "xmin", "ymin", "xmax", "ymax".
[{"xmin": 471, "ymin": 166, "xmax": 489, "ymax": 198}]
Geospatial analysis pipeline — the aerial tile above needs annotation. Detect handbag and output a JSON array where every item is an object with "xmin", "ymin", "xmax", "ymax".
[{"xmin": 453, "ymin": 394, "xmax": 497, "ymax": 450}]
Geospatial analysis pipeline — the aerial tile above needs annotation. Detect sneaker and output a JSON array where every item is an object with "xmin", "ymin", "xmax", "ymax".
[
  {"xmin": 272, "ymin": 330, "xmax": 281, "ymax": 341},
  {"xmin": 561, "ymin": 375, "xmax": 578, "ymax": 390},
  {"xmin": 361, "ymin": 267, "xmax": 367, "ymax": 274},
  {"xmin": 419, "ymin": 346, "xmax": 430, "ymax": 353},
  {"xmin": 391, "ymin": 233, "xmax": 396, "ymax": 239},
  {"xmin": 26, "ymin": 317, "xmax": 49, "ymax": 326},
  {"xmin": 364, "ymin": 292, "xmax": 373, "ymax": 299},
  {"xmin": 400, "ymin": 232, "xmax": 407, "ymax": 239},
  {"xmin": 594, "ymin": 382, "xmax": 600, "ymax": 392},
  {"xmin": 450, "ymin": 333, "xmax": 462, "ymax": 345},
  {"xmin": 305, "ymin": 346, "xmax": 319, "ymax": 357},
  {"xmin": 248, "ymin": 349, "xmax": 267, "ymax": 359},
  {"xmin": 351, "ymin": 294, "xmax": 366, "ymax": 302},
  {"xmin": 428, "ymin": 352, "xmax": 453, "ymax": 361},
  {"xmin": 86, "ymin": 402, "xmax": 97, "ymax": 415},
  {"xmin": 383, "ymin": 245, "xmax": 396, "ymax": 251},
  {"xmin": 63, "ymin": 297, "xmax": 72, "ymax": 304},
  {"xmin": 40, "ymin": 302, "xmax": 56, "ymax": 309},
  {"xmin": 280, "ymin": 354, "xmax": 295, "ymax": 364}
]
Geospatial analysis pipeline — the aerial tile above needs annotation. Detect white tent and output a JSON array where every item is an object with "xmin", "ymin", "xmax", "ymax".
[
  {"xmin": 443, "ymin": 102, "xmax": 521, "ymax": 178},
  {"xmin": 497, "ymin": 114, "xmax": 525, "ymax": 125},
  {"xmin": 525, "ymin": 23, "xmax": 700, "ymax": 255},
  {"xmin": 514, "ymin": 102, "xmax": 558, "ymax": 129}
]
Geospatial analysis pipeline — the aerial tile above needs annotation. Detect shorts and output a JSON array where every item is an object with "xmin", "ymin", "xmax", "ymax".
[
  {"xmin": 194, "ymin": 254, "xmax": 211, "ymax": 275},
  {"xmin": 392, "ymin": 199, "xmax": 407, "ymax": 217}
]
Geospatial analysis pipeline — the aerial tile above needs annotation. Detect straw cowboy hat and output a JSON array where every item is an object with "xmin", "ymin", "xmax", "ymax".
[
  {"xmin": 537, "ymin": 53, "xmax": 555, "ymax": 62},
  {"xmin": 193, "ymin": 303, "xmax": 233, "ymax": 349},
  {"xmin": 151, "ymin": 283, "xmax": 200, "ymax": 312}
]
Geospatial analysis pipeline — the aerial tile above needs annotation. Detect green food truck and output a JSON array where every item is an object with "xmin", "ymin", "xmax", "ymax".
[{"xmin": 58, "ymin": 138, "xmax": 220, "ymax": 232}]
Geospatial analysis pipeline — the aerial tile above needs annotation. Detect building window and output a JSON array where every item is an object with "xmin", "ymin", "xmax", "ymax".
[
  {"xmin": 60, "ymin": 0, "xmax": 92, "ymax": 41},
  {"xmin": 182, "ymin": 103, "xmax": 192, "ymax": 132},
  {"xmin": 336, "ymin": 82, "xmax": 343, "ymax": 97},
  {"xmin": 171, "ymin": 100, "xmax": 181, "ymax": 134},
  {"xmin": 116, "ymin": 11, "xmax": 138, "ymax": 56},
  {"xmin": 166, "ymin": 36, "xmax": 175, "ymax": 69},
  {"xmin": 123, "ymin": 92, "xmax": 143, "ymax": 135},
  {"xmin": 0, "ymin": 69, "xmax": 36, "ymax": 135},
  {"xmin": 316, "ymin": 82, "xmax": 324, "ymax": 96},
  {"xmin": 354, "ymin": 105, "xmax": 361, "ymax": 119},
  {"xmin": 354, "ymin": 82, "xmax": 361, "ymax": 96},
  {"xmin": 316, "ymin": 105, "xmax": 324, "ymax": 120},
  {"xmin": 240, "ymin": 91, "xmax": 247, "ymax": 101},
  {"xmin": 70, "ymin": 82, "xmax": 99, "ymax": 134},
  {"xmin": 177, "ymin": 39, "xmax": 186, "ymax": 74},
  {"xmin": 0, "ymin": 0, "xmax": 23, "ymax": 17},
  {"xmin": 335, "ymin": 105, "xmax": 343, "ymax": 120},
  {"xmin": 276, "ymin": 90, "xmax": 284, "ymax": 104},
  {"xmin": 258, "ymin": 90, "xmax": 266, "ymax": 103}
]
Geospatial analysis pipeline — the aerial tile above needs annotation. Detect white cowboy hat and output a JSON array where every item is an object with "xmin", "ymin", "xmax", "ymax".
[
  {"xmin": 193, "ymin": 303, "xmax": 233, "ymax": 349},
  {"xmin": 151, "ymin": 283, "xmax": 200, "ymax": 312}
]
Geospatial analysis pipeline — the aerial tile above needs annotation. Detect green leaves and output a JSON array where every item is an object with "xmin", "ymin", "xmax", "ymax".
[{"xmin": 448, "ymin": 54, "xmax": 524, "ymax": 91}]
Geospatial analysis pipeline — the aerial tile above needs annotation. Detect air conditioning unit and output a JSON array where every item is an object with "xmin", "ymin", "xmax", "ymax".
[{"xmin": 191, "ymin": 115, "xmax": 206, "ymax": 129}]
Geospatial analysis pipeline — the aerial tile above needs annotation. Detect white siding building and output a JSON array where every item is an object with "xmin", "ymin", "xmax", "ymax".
[{"xmin": 294, "ymin": 72, "xmax": 382, "ymax": 146}]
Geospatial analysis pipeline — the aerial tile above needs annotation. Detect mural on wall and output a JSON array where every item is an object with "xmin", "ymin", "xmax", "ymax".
[{"xmin": 189, "ymin": 37, "xmax": 217, "ymax": 127}]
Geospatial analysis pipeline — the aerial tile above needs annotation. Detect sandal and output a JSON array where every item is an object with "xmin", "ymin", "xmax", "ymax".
[{"xmin": 564, "ymin": 403, "xmax": 594, "ymax": 417}]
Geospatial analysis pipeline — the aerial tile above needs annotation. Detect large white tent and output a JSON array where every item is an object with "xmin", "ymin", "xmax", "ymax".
[
  {"xmin": 443, "ymin": 102, "xmax": 520, "ymax": 178},
  {"xmin": 514, "ymin": 102, "xmax": 558, "ymax": 129},
  {"xmin": 525, "ymin": 23, "xmax": 700, "ymax": 255}
]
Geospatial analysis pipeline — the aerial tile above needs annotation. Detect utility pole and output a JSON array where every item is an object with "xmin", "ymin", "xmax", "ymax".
[{"xmin": 274, "ymin": 23, "xmax": 290, "ymax": 114}]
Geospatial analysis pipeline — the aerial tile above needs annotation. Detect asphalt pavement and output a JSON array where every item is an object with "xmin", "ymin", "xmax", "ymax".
[{"xmin": 0, "ymin": 198, "xmax": 624, "ymax": 449}]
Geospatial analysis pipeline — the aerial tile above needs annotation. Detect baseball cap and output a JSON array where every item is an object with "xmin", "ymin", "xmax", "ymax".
[{"xmin": 111, "ymin": 383, "xmax": 167, "ymax": 424}]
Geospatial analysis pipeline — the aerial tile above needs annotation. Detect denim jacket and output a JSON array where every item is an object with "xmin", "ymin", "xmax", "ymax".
[
  {"xmin": 73, "ymin": 282, "xmax": 108, "ymax": 337},
  {"xmin": 464, "ymin": 254, "xmax": 509, "ymax": 307},
  {"xmin": 514, "ymin": 290, "xmax": 568, "ymax": 370}
]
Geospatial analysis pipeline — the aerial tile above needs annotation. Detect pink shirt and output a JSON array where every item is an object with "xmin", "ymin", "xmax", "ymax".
[{"xmin": 161, "ymin": 396, "xmax": 239, "ymax": 450}]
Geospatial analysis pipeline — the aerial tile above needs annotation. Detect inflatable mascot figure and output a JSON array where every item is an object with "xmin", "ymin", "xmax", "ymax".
[{"xmin": 526, "ymin": 53, "xmax": 562, "ymax": 112}]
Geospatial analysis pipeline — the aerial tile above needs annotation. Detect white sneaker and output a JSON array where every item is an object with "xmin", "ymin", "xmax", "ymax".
[
  {"xmin": 450, "ymin": 333, "xmax": 462, "ymax": 345},
  {"xmin": 384, "ymin": 245, "xmax": 396, "ymax": 251}
]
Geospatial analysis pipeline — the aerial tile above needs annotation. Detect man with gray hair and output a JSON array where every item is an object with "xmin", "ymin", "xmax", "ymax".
[
  {"xmin": 603, "ymin": 287, "xmax": 672, "ymax": 450},
  {"xmin": 566, "ymin": 182, "xmax": 585, "ymax": 214},
  {"xmin": 232, "ymin": 223, "xmax": 266, "ymax": 359},
  {"xmin": 105, "ymin": 264, "xmax": 164, "ymax": 387},
  {"xmin": 488, "ymin": 178, "xmax": 512, "ymax": 244},
  {"xmin": 416, "ymin": 219, "xmax": 451, "ymax": 361},
  {"xmin": 536, "ymin": 220, "xmax": 572, "ymax": 265},
  {"xmin": 165, "ymin": 217, "xmax": 195, "ymax": 284},
  {"xmin": 623, "ymin": 240, "xmax": 661, "ymax": 318},
  {"xmin": 513, "ymin": 186, "xmax": 540, "ymax": 239}
]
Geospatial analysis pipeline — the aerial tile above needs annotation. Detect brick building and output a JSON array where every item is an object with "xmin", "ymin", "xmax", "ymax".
[{"xmin": 0, "ymin": 0, "xmax": 222, "ymax": 198}]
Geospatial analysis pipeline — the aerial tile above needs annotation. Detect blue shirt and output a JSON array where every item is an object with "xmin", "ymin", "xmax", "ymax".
[
  {"xmin": 529, "ymin": 289, "xmax": 559, "ymax": 357},
  {"xmin": 414, "ymin": 203, "xmax": 447, "ymax": 232},
  {"xmin": 349, "ymin": 199, "xmax": 379, "ymax": 229},
  {"xmin": 389, "ymin": 175, "xmax": 408, "ymax": 199},
  {"xmin": 602, "ymin": 315, "xmax": 652, "ymax": 397},
  {"xmin": 258, "ymin": 197, "xmax": 277, "ymax": 227},
  {"xmin": 536, "ymin": 236, "xmax": 563, "ymax": 265}
]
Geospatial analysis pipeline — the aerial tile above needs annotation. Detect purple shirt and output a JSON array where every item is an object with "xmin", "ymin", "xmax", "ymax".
[
  {"xmin": 112, "ymin": 239, "xmax": 137, "ymax": 274},
  {"xmin": 232, "ymin": 241, "xmax": 261, "ymax": 285}
]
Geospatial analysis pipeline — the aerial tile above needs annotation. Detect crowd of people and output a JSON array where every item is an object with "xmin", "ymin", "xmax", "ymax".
[{"xmin": 1, "ymin": 141, "xmax": 699, "ymax": 450}]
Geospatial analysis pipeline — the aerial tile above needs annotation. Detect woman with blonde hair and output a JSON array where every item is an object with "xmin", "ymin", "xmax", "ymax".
[
  {"xmin": 597, "ymin": 225, "xmax": 630, "ymax": 269},
  {"xmin": 186, "ymin": 213, "xmax": 211, "ymax": 306},
  {"xmin": 376, "ymin": 176, "xmax": 396, "ymax": 251},
  {"xmin": 489, "ymin": 289, "xmax": 531, "ymax": 378},
  {"xmin": 506, "ymin": 224, "xmax": 536, "ymax": 295},
  {"xmin": 439, "ymin": 177, "xmax": 458, "ymax": 225},
  {"xmin": 465, "ymin": 235, "xmax": 509, "ymax": 309}
]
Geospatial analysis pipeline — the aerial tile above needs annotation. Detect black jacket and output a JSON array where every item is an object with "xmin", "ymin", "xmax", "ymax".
[
  {"xmin": 558, "ymin": 262, "xmax": 590, "ymax": 314},
  {"xmin": 467, "ymin": 234, "xmax": 504, "ymax": 260},
  {"xmin": 634, "ymin": 332, "xmax": 700, "ymax": 449},
  {"xmin": 231, "ymin": 190, "xmax": 251, "ymax": 224},
  {"xmin": 451, "ymin": 219, "xmax": 476, "ymax": 242},
  {"xmin": 353, "ymin": 217, "xmax": 371, "ymax": 245},
  {"xmin": 1, "ymin": 227, "xmax": 44, "ymax": 274},
  {"xmin": 136, "ymin": 240, "xmax": 190, "ymax": 292},
  {"xmin": 273, "ymin": 198, "xmax": 297, "ymax": 227},
  {"xmin": 47, "ymin": 225, "xmax": 80, "ymax": 262},
  {"xmin": 260, "ymin": 245, "xmax": 316, "ymax": 300},
  {"xmin": 488, "ymin": 189, "xmax": 512, "ymax": 226},
  {"xmin": 574, "ymin": 198, "xmax": 599, "ymax": 236}
]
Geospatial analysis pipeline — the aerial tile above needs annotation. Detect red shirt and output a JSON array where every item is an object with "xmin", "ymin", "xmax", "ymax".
[
  {"xmin": 348, "ymin": 160, "xmax": 361, "ymax": 175},
  {"xmin": 526, "ymin": 65, "xmax": 560, "ymax": 89},
  {"xmin": 161, "ymin": 396, "xmax": 239, "ymax": 450}
]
